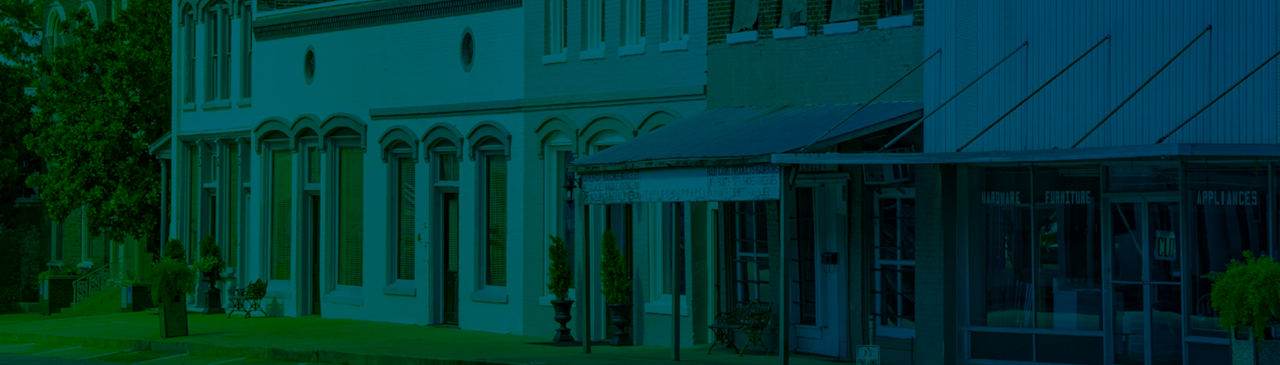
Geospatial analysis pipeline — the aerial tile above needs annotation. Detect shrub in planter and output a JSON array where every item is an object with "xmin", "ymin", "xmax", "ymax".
[
  {"xmin": 162, "ymin": 238, "xmax": 186, "ymax": 261},
  {"xmin": 149, "ymin": 255, "xmax": 196, "ymax": 338},
  {"xmin": 547, "ymin": 235, "xmax": 574, "ymax": 342},
  {"xmin": 193, "ymin": 235, "xmax": 225, "ymax": 314},
  {"xmin": 599, "ymin": 230, "xmax": 633, "ymax": 346},
  {"xmin": 1209, "ymin": 251, "xmax": 1280, "ymax": 342}
]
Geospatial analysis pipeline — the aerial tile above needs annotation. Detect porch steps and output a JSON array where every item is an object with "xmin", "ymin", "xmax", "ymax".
[{"xmin": 52, "ymin": 289, "xmax": 123, "ymax": 318}]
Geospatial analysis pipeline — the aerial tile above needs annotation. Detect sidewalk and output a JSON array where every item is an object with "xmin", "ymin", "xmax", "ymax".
[{"xmin": 0, "ymin": 312, "xmax": 838, "ymax": 365}]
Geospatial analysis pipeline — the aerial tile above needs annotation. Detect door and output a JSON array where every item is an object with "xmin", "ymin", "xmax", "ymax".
[
  {"xmin": 1108, "ymin": 199, "xmax": 1182, "ymax": 365},
  {"xmin": 309, "ymin": 195, "xmax": 321, "ymax": 316},
  {"xmin": 791, "ymin": 186, "xmax": 846, "ymax": 357},
  {"xmin": 441, "ymin": 192, "xmax": 459, "ymax": 325}
]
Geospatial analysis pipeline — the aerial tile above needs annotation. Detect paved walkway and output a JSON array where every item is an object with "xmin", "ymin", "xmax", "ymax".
[{"xmin": 0, "ymin": 312, "xmax": 838, "ymax": 365}]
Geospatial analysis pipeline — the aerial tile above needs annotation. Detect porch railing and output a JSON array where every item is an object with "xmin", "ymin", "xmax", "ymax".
[{"xmin": 73, "ymin": 263, "xmax": 111, "ymax": 303}]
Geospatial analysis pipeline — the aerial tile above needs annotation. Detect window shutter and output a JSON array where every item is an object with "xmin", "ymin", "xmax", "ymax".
[
  {"xmin": 486, "ymin": 155, "xmax": 507, "ymax": 286},
  {"xmin": 397, "ymin": 158, "xmax": 415, "ymax": 280},
  {"xmin": 189, "ymin": 146, "xmax": 200, "ymax": 263},
  {"xmin": 308, "ymin": 147, "xmax": 319, "ymax": 184},
  {"xmin": 228, "ymin": 144, "xmax": 239, "ymax": 268},
  {"xmin": 730, "ymin": 0, "xmax": 759, "ymax": 32},
  {"xmin": 271, "ymin": 150, "xmax": 292, "ymax": 280},
  {"xmin": 778, "ymin": 0, "xmax": 805, "ymax": 28},
  {"xmin": 829, "ymin": 0, "xmax": 859, "ymax": 23},
  {"xmin": 338, "ymin": 147, "xmax": 364, "ymax": 286}
]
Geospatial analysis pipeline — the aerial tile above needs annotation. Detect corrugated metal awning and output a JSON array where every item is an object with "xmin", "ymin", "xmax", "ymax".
[{"xmin": 571, "ymin": 102, "xmax": 923, "ymax": 172}]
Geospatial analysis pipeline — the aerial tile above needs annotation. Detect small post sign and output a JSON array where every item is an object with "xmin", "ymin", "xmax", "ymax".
[
  {"xmin": 856, "ymin": 345, "xmax": 880, "ymax": 365},
  {"xmin": 1155, "ymin": 230, "xmax": 1177, "ymax": 261}
]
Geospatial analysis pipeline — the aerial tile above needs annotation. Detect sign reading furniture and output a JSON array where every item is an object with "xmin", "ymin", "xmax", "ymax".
[{"xmin": 580, "ymin": 165, "xmax": 781, "ymax": 204}]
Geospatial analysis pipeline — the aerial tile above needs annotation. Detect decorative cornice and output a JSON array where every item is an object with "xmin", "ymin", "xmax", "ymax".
[{"xmin": 255, "ymin": 0, "xmax": 521, "ymax": 41}]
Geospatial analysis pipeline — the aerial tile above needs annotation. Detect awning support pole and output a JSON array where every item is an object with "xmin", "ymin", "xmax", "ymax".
[
  {"xmin": 1157, "ymin": 46, "xmax": 1280, "ymax": 144},
  {"xmin": 672, "ymin": 203, "xmax": 681, "ymax": 361},
  {"xmin": 880, "ymin": 42, "xmax": 1029, "ymax": 152},
  {"xmin": 957, "ymin": 36, "xmax": 1110, "ymax": 152},
  {"xmin": 799, "ymin": 49, "xmax": 941, "ymax": 153},
  {"xmin": 579, "ymin": 202, "xmax": 590, "ymax": 354},
  {"xmin": 778, "ymin": 167, "xmax": 789, "ymax": 365},
  {"xmin": 1073, "ymin": 26, "xmax": 1211, "ymax": 148}
]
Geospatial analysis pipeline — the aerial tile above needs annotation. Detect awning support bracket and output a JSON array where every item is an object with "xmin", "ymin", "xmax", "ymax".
[
  {"xmin": 798, "ymin": 48, "xmax": 942, "ymax": 153},
  {"xmin": 1073, "ymin": 25, "xmax": 1211, "ymax": 148},
  {"xmin": 957, "ymin": 35, "xmax": 1110, "ymax": 152},
  {"xmin": 1157, "ymin": 43, "xmax": 1280, "ymax": 144},
  {"xmin": 880, "ymin": 41, "xmax": 1029, "ymax": 152}
]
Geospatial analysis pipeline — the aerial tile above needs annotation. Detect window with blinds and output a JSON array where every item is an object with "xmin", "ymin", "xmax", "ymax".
[
  {"xmin": 189, "ymin": 145, "xmax": 200, "ymax": 264},
  {"xmin": 271, "ymin": 149, "xmax": 292, "ymax": 280},
  {"xmin": 308, "ymin": 147, "xmax": 320, "ymax": 184},
  {"xmin": 338, "ymin": 147, "xmax": 364, "ymax": 286},
  {"xmin": 484, "ymin": 154, "xmax": 507, "ymax": 287},
  {"xmin": 397, "ymin": 157, "xmax": 415, "ymax": 281},
  {"xmin": 446, "ymin": 195, "xmax": 459, "ymax": 273},
  {"xmin": 227, "ymin": 144, "xmax": 239, "ymax": 268}
]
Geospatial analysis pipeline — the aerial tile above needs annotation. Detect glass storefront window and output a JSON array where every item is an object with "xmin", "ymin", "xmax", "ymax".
[
  {"xmin": 1187, "ymin": 163, "xmax": 1269, "ymax": 337},
  {"xmin": 972, "ymin": 167, "xmax": 1033, "ymax": 328},
  {"xmin": 1108, "ymin": 165, "xmax": 1178, "ymax": 192},
  {"xmin": 1033, "ymin": 166, "xmax": 1101, "ymax": 331}
]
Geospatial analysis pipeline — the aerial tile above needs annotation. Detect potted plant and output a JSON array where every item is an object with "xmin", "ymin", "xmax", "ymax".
[
  {"xmin": 547, "ymin": 235, "xmax": 574, "ymax": 343},
  {"xmin": 193, "ymin": 234, "xmax": 225, "ymax": 314},
  {"xmin": 110, "ymin": 270, "xmax": 150, "ymax": 312},
  {"xmin": 599, "ymin": 230, "xmax": 633, "ymax": 346},
  {"xmin": 1208, "ymin": 251, "xmax": 1280, "ymax": 365},
  {"xmin": 150, "ymin": 238, "xmax": 196, "ymax": 338}
]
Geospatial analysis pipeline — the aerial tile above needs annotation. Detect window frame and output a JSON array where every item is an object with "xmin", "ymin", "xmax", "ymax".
[
  {"xmin": 545, "ymin": 0, "xmax": 567, "ymax": 55},
  {"xmin": 204, "ymin": 2, "xmax": 232, "ymax": 102},
  {"xmin": 430, "ymin": 143, "xmax": 461, "ymax": 306},
  {"xmin": 873, "ymin": 189, "xmax": 917, "ymax": 339},
  {"xmin": 385, "ymin": 148, "xmax": 417, "ymax": 294},
  {"xmin": 329, "ymin": 138, "xmax": 365, "ymax": 295},
  {"xmin": 541, "ymin": 143, "xmax": 577, "ymax": 303},
  {"xmin": 240, "ymin": 1, "xmax": 252, "ymax": 101},
  {"xmin": 624, "ymin": 0, "xmax": 645, "ymax": 46},
  {"xmin": 732, "ymin": 201, "xmax": 769, "ymax": 305},
  {"xmin": 477, "ymin": 141, "xmax": 508, "ymax": 289},
  {"xmin": 263, "ymin": 142, "xmax": 293, "ymax": 283},
  {"xmin": 646, "ymin": 201, "xmax": 689, "ymax": 315},
  {"xmin": 584, "ymin": 0, "xmax": 605, "ymax": 51},
  {"xmin": 183, "ymin": 7, "xmax": 196, "ymax": 105}
]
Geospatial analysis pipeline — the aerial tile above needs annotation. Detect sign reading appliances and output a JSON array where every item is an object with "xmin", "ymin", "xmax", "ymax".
[
  {"xmin": 1196, "ymin": 191, "xmax": 1259, "ymax": 206},
  {"xmin": 581, "ymin": 165, "xmax": 781, "ymax": 204}
]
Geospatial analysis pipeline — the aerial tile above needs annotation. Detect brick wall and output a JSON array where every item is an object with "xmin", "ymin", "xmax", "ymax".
[
  {"xmin": 708, "ymin": 0, "xmax": 925, "ymax": 45},
  {"xmin": 39, "ymin": 276, "xmax": 75, "ymax": 315}
]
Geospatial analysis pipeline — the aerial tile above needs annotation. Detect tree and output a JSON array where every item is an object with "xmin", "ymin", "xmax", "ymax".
[
  {"xmin": 0, "ymin": 0, "xmax": 42, "ymax": 229},
  {"xmin": 25, "ymin": 0, "xmax": 170, "ymax": 243}
]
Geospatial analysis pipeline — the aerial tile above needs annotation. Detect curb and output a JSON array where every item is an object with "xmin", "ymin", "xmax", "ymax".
[{"xmin": 0, "ymin": 331, "xmax": 512, "ymax": 365}]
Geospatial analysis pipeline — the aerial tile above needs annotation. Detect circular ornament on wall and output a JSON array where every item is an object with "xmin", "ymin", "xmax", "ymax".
[
  {"xmin": 304, "ymin": 47, "xmax": 316, "ymax": 85},
  {"xmin": 460, "ymin": 27, "xmax": 474, "ymax": 72}
]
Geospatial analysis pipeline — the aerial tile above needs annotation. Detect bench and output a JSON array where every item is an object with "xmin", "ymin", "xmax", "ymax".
[
  {"xmin": 226, "ymin": 279, "xmax": 267, "ymax": 318},
  {"xmin": 706, "ymin": 301, "xmax": 773, "ymax": 356}
]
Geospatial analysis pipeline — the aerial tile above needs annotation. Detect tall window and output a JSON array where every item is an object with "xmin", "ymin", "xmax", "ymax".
[
  {"xmin": 240, "ymin": 2, "xmax": 252, "ymax": 99},
  {"xmin": 545, "ymin": 0, "xmax": 566, "ymax": 55},
  {"xmin": 874, "ymin": 192, "xmax": 916, "ymax": 338},
  {"xmin": 624, "ymin": 0, "xmax": 645, "ymax": 46},
  {"xmin": 433, "ymin": 146, "xmax": 460, "ymax": 296},
  {"xmin": 664, "ymin": 0, "xmax": 686, "ymax": 41},
  {"xmin": 734, "ymin": 201, "xmax": 769, "ymax": 304},
  {"xmin": 188, "ymin": 145, "xmax": 201, "ymax": 263},
  {"xmin": 46, "ymin": 13, "xmax": 62, "ymax": 50},
  {"xmin": 547, "ymin": 149, "xmax": 575, "ymax": 292},
  {"xmin": 227, "ymin": 143, "xmax": 240, "ymax": 269},
  {"xmin": 183, "ymin": 8, "xmax": 195, "ymax": 104},
  {"xmin": 481, "ymin": 147, "xmax": 508, "ymax": 287},
  {"xmin": 206, "ymin": 3, "xmax": 231, "ymax": 101},
  {"xmin": 585, "ymin": 0, "xmax": 605, "ymax": 50},
  {"xmin": 269, "ymin": 149, "xmax": 292, "ymax": 280},
  {"xmin": 337, "ymin": 146, "xmax": 364, "ymax": 287},
  {"xmin": 881, "ymin": 0, "xmax": 914, "ymax": 17},
  {"xmin": 393, "ymin": 155, "xmax": 415, "ymax": 281},
  {"xmin": 662, "ymin": 202, "xmax": 685, "ymax": 295}
]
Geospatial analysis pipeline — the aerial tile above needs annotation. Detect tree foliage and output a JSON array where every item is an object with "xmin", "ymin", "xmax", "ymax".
[
  {"xmin": 0, "ymin": 0, "xmax": 42, "ymax": 229},
  {"xmin": 25, "ymin": 0, "xmax": 170, "ymax": 242},
  {"xmin": 599, "ymin": 230, "xmax": 631, "ymax": 304},
  {"xmin": 1209, "ymin": 251, "xmax": 1280, "ymax": 342},
  {"xmin": 547, "ymin": 235, "xmax": 572, "ymax": 300}
]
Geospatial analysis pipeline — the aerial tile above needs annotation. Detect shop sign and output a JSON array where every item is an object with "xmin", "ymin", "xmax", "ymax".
[
  {"xmin": 856, "ymin": 345, "xmax": 880, "ymax": 365},
  {"xmin": 982, "ymin": 191, "xmax": 1023, "ymax": 205},
  {"xmin": 581, "ymin": 165, "xmax": 781, "ymax": 204},
  {"xmin": 1155, "ymin": 230, "xmax": 1177, "ymax": 261},
  {"xmin": 1042, "ymin": 190, "xmax": 1093, "ymax": 205},
  {"xmin": 1195, "ymin": 190, "xmax": 1259, "ymax": 206}
]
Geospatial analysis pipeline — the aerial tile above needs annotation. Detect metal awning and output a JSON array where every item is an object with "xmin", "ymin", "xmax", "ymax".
[
  {"xmin": 570, "ymin": 102, "xmax": 924, "ymax": 173},
  {"xmin": 771, "ymin": 143, "xmax": 1280, "ymax": 165}
]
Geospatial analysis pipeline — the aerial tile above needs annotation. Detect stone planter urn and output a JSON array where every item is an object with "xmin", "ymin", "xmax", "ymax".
[
  {"xmin": 201, "ymin": 272, "xmax": 224, "ymax": 315},
  {"xmin": 1231, "ymin": 322, "xmax": 1280, "ymax": 365},
  {"xmin": 551, "ymin": 299, "xmax": 575, "ymax": 343},
  {"xmin": 159, "ymin": 296, "xmax": 188, "ymax": 338},
  {"xmin": 607, "ymin": 303, "xmax": 634, "ymax": 346}
]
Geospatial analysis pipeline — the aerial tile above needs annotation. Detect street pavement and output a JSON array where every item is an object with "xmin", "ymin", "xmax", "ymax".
[{"xmin": 0, "ymin": 312, "xmax": 836, "ymax": 365}]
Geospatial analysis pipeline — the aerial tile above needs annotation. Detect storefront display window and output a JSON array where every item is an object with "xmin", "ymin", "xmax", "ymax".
[
  {"xmin": 1108, "ymin": 165, "xmax": 1178, "ymax": 192},
  {"xmin": 1187, "ymin": 163, "xmax": 1269, "ymax": 337},
  {"xmin": 972, "ymin": 167, "xmax": 1033, "ymax": 328},
  {"xmin": 1033, "ymin": 166, "xmax": 1101, "ymax": 331}
]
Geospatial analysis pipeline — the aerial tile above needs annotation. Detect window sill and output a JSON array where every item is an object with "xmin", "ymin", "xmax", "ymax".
[
  {"xmin": 237, "ymin": 98, "xmax": 252, "ymax": 107},
  {"xmin": 542, "ymin": 53, "xmax": 567, "ymax": 65},
  {"xmin": 824, "ymin": 20, "xmax": 859, "ymax": 35},
  {"xmin": 773, "ymin": 25, "xmax": 807, "ymax": 40},
  {"xmin": 659, "ymin": 39, "xmax": 687, "ymax": 53},
  {"xmin": 264, "ymin": 280, "xmax": 293, "ymax": 299},
  {"xmin": 580, "ymin": 49, "xmax": 604, "ymax": 60},
  {"xmin": 618, "ymin": 44, "xmax": 645, "ymax": 57},
  {"xmin": 470, "ymin": 287, "xmax": 508, "ymax": 304},
  {"xmin": 877, "ymin": 15, "xmax": 913, "ymax": 30},
  {"xmin": 383, "ymin": 281, "xmax": 416, "ymax": 297},
  {"xmin": 324, "ymin": 289, "xmax": 364, "ymax": 306},
  {"xmin": 201, "ymin": 100, "xmax": 232, "ymax": 110},
  {"xmin": 726, "ymin": 30, "xmax": 758, "ymax": 45},
  {"xmin": 644, "ymin": 295, "xmax": 689, "ymax": 316},
  {"xmin": 181, "ymin": 103, "xmax": 196, "ymax": 112}
]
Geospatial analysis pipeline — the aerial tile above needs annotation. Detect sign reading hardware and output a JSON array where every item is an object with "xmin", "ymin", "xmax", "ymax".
[
  {"xmin": 856, "ymin": 345, "xmax": 880, "ymax": 365},
  {"xmin": 982, "ymin": 191, "xmax": 1023, "ymax": 205},
  {"xmin": 581, "ymin": 165, "xmax": 780, "ymax": 204},
  {"xmin": 1195, "ymin": 191, "xmax": 1259, "ymax": 206},
  {"xmin": 1155, "ymin": 230, "xmax": 1177, "ymax": 262}
]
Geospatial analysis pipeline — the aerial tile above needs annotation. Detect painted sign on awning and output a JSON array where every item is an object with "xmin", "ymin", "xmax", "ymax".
[{"xmin": 581, "ymin": 165, "xmax": 781, "ymax": 204}]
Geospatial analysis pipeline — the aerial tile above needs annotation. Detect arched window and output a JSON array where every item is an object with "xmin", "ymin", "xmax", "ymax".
[
  {"xmin": 79, "ymin": 3, "xmax": 98, "ymax": 30},
  {"xmin": 183, "ymin": 5, "xmax": 195, "ymax": 104},
  {"xmin": 46, "ymin": 10, "xmax": 65, "ymax": 51}
]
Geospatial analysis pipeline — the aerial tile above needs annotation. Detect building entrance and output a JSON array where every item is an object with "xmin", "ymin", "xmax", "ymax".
[{"xmin": 1106, "ymin": 198, "xmax": 1182, "ymax": 365}]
